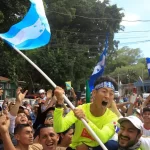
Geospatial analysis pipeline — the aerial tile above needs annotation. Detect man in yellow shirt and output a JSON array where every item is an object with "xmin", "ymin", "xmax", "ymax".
[{"xmin": 53, "ymin": 76, "xmax": 118, "ymax": 150}]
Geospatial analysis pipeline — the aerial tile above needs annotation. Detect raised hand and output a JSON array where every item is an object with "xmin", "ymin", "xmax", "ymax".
[
  {"xmin": 0, "ymin": 114, "xmax": 10, "ymax": 134},
  {"xmin": 16, "ymin": 87, "xmax": 28, "ymax": 102},
  {"xmin": 54, "ymin": 87, "xmax": 65, "ymax": 104},
  {"xmin": 46, "ymin": 89, "xmax": 52, "ymax": 99},
  {"xmin": 143, "ymin": 94, "xmax": 150, "ymax": 107}
]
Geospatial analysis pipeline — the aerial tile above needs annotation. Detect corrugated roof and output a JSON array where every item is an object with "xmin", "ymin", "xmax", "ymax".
[
  {"xmin": 0, "ymin": 76, "xmax": 10, "ymax": 82},
  {"xmin": 134, "ymin": 80, "xmax": 150, "ymax": 87}
]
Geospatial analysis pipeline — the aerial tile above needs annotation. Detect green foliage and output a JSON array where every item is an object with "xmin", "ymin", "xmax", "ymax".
[
  {"xmin": 105, "ymin": 47, "xmax": 143, "ymax": 74},
  {"xmin": 105, "ymin": 47, "xmax": 148, "ymax": 84},
  {"xmin": 0, "ymin": 0, "xmax": 124, "ymax": 92},
  {"xmin": 0, "ymin": 0, "xmax": 29, "ymax": 32}
]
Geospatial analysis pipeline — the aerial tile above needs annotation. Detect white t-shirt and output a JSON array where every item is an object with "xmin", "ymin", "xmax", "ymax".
[
  {"xmin": 140, "ymin": 136, "xmax": 150, "ymax": 150},
  {"xmin": 142, "ymin": 124, "xmax": 150, "ymax": 137},
  {"xmin": 8, "ymin": 112, "xmax": 16, "ymax": 134}
]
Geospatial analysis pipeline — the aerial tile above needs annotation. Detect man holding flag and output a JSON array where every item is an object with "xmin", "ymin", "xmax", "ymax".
[
  {"xmin": 0, "ymin": 0, "xmax": 117, "ymax": 149},
  {"xmin": 54, "ymin": 76, "xmax": 118, "ymax": 150}
]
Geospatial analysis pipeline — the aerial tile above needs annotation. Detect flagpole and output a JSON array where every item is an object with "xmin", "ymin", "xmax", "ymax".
[{"xmin": 13, "ymin": 45, "xmax": 108, "ymax": 150}]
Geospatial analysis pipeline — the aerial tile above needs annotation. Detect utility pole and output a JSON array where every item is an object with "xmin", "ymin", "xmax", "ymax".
[
  {"xmin": 118, "ymin": 73, "xmax": 120, "ymax": 86},
  {"xmin": 139, "ymin": 76, "xmax": 145, "ymax": 93}
]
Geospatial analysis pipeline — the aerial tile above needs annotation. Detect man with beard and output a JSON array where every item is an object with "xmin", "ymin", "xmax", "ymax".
[
  {"xmin": 53, "ymin": 76, "xmax": 118, "ymax": 150},
  {"xmin": 118, "ymin": 116, "xmax": 142, "ymax": 150}
]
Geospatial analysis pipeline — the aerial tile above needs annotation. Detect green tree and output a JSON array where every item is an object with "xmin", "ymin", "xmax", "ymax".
[
  {"xmin": 105, "ymin": 47, "xmax": 148, "ymax": 84},
  {"xmin": 0, "ymin": 0, "xmax": 124, "ymax": 92},
  {"xmin": 105, "ymin": 46, "xmax": 143, "ymax": 74}
]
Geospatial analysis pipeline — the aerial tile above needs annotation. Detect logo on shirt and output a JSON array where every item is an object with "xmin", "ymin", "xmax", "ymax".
[{"xmin": 81, "ymin": 128, "xmax": 95, "ymax": 141}]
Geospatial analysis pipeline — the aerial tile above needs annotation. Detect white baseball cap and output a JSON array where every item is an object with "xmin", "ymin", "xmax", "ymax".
[
  {"xmin": 135, "ymin": 108, "xmax": 141, "ymax": 114},
  {"xmin": 39, "ymin": 89, "xmax": 46, "ymax": 94},
  {"xmin": 118, "ymin": 116, "xmax": 143, "ymax": 132}
]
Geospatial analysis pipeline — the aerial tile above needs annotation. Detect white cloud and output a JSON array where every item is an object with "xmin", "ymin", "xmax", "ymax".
[{"xmin": 121, "ymin": 13, "xmax": 141, "ymax": 27}]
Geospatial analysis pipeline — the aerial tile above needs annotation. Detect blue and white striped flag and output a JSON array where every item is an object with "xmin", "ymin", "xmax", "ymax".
[
  {"xmin": 89, "ymin": 34, "xmax": 109, "ymax": 91},
  {"xmin": 0, "ymin": 0, "xmax": 50, "ymax": 50},
  {"xmin": 146, "ymin": 58, "xmax": 150, "ymax": 76}
]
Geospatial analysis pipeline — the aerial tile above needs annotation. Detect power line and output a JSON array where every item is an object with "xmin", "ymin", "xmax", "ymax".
[
  {"xmin": 115, "ymin": 36, "xmax": 148, "ymax": 39},
  {"xmin": 117, "ymin": 30, "xmax": 150, "ymax": 33},
  {"xmin": 50, "ymin": 10, "xmax": 150, "ymax": 22},
  {"xmin": 52, "ymin": 29, "xmax": 149, "ymax": 39},
  {"xmin": 119, "ymin": 40, "xmax": 150, "ymax": 45}
]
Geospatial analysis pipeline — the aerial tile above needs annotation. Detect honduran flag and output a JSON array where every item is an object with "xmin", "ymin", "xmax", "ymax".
[
  {"xmin": 146, "ymin": 58, "xmax": 150, "ymax": 76},
  {"xmin": 0, "ymin": 0, "xmax": 50, "ymax": 50}
]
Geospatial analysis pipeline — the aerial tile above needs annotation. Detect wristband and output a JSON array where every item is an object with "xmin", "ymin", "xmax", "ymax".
[{"xmin": 55, "ymin": 103, "xmax": 63, "ymax": 108}]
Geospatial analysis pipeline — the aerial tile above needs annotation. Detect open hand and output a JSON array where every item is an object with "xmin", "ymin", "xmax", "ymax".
[
  {"xmin": 16, "ymin": 87, "xmax": 28, "ymax": 102},
  {"xmin": 46, "ymin": 89, "xmax": 52, "ymax": 99}
]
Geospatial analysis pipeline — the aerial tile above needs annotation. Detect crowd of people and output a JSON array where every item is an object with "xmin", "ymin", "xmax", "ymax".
[{"xmin": 0, "ymin": 76, "xmax": 150, "ymax": 150}]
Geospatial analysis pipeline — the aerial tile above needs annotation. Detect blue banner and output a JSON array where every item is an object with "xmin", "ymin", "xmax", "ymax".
[
  {"xmin": 89, "ymin": 33, "xmax": 109, "ymax": 91},
  {"xmin": 146, "ymin": 57, "xmax": 150, "ymax": 76}
]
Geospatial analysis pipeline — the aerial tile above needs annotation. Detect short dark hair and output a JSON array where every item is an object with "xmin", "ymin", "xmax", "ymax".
[
  {"xmin": 143, "ymin": 107, "xmax": 150, "ymax": 113},
  {"xmin": 34, "ymin": 124, "xmax": 53, "ymax": 139},
  {"xmin": 17, "ymin": 111, "xmax": 28, "ymax": 117},
  {"xmin": 14, "ymin": 124, "xmax": 31, "ymax": 135},
  {"xmin": 58, "ymin": 125, "xmax": 75, "ymax": 144},
  {"xmin": 94, "ymin": 76, "xmax": 118, "ymax": 90}
]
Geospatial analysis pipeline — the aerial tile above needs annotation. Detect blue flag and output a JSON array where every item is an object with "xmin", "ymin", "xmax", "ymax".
[
  {"xmin": 89, "ymin": 34, "xmax": 109, "ymax": 91},
  {"xmin": 146, "ymin": 58, "xmax": 150, "ymax": 76},
  {"xmin": 0, "ymin": 0, "xmax": 50, "ymax": 50}
]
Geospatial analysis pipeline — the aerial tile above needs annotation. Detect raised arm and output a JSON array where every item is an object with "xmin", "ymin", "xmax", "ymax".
[
  {"xmin": 0, "ymin": 115, "xmax": 16, "ymax": 150},
  {"xmin": 9, "ymin": 87, "xmax": 28, "ymax": 116},
  {"xmin": 109, "ymin": 100, "xmax": 122, "ymax": 117},
  {"xmin": 53, "ymin": 87, "xmax": 77, "ymax": 132},
  {"xmin": 43, "ymin": 89, "xmax": 53, "ymax": 107}
]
